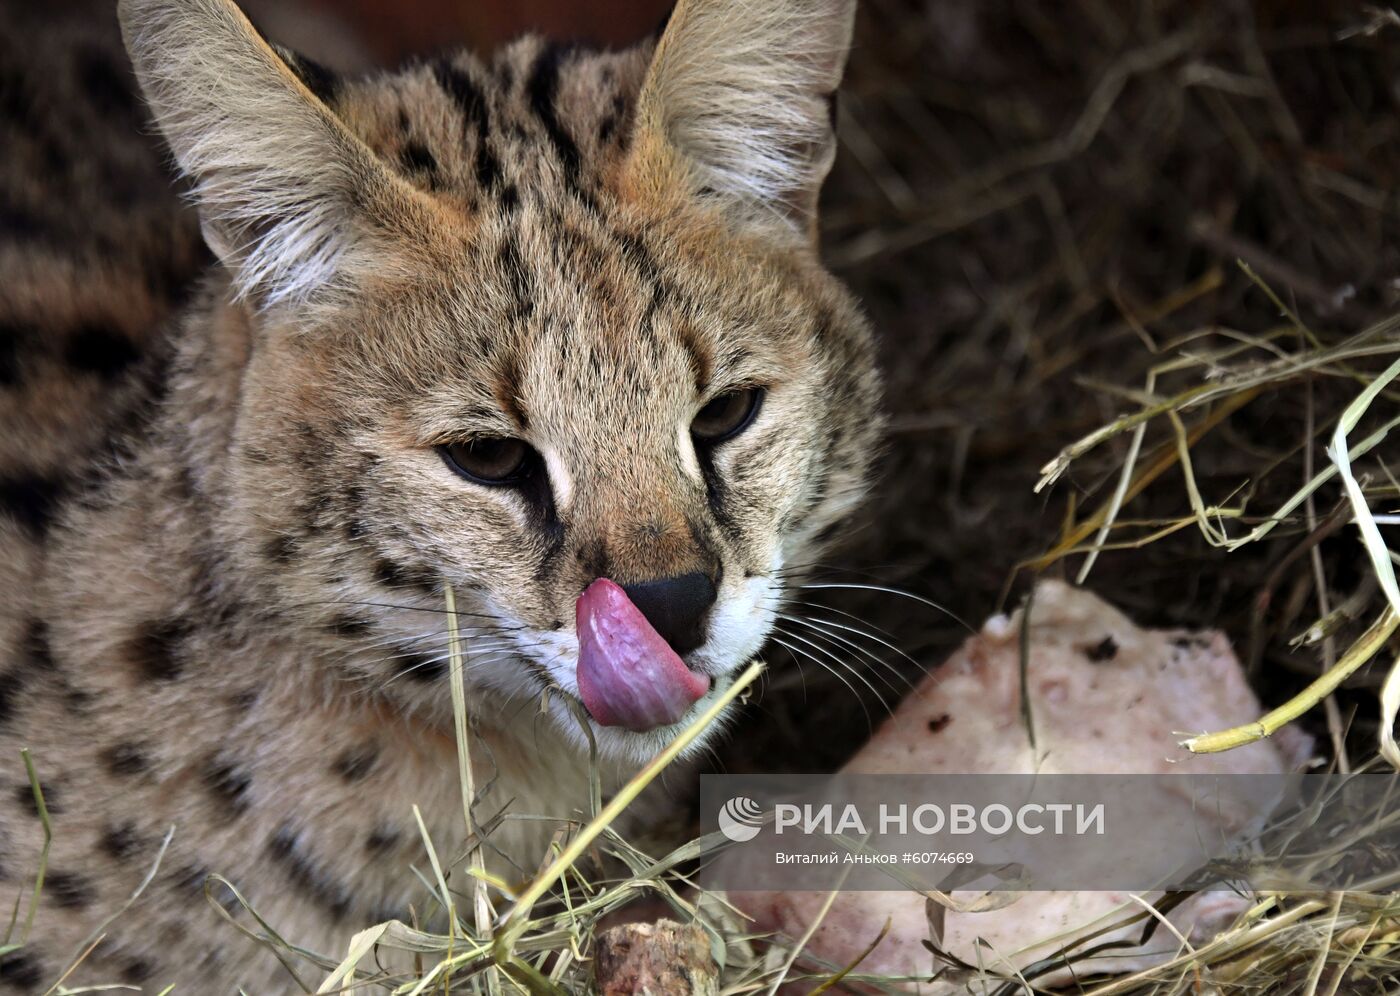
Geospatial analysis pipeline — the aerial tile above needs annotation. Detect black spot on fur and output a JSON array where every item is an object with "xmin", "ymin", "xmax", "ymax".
[
  {"xmin": 119, "ymin": 958, "xmax": 155, "ymax": 984},
  {"xmin": 76, "ymin": 47, "xmax": 138, "ymax": 119},
  {"xmin": 125, "ymin": 619, "xmax": 190, "ymax": 681},
  {"xmin": 1085, "ymin": 636, "xmax": 1119, "ymax": 662},
  {"xmin": 0, "ymin": 67, "xmax": 40, "ymax": 131},
  {"xmin": 266, "ymin": 824, "xmax": 351, "ymax": 922},
  {"xmin": 675, "ymin": 325, "xmax": 711, "ymax": 392},
  {"xmin": 372, "ymin": 559, "xmax": 439, "ymax": 594},
  {"xmin": 927, "ymin": 714, "xmax": 952, "ymax": 733},
  {"xmin": 99, "ymin": 822, "xmax": 142, "ymax": 862},
  {"xmin": 201, "ymin": 757, "xmax": 252, "ymax": 814},
  {"xmin": 396, "ymin": 651, "xmax": 447, "ymax": 683},
  {"xmin": 23, "ymin": 619, "xmax": 54, "ymax": 670},
  {"xmin": 433, "ymin": 61, "xmax": 501, "ymax": 191},
  {"xmin": 365, "ymin": 826, "xmax": 399, "ymax": 854},
  {"xmin": 325, "ymin": 614, "xmax": 372, "ymax": 638},
  {"xmin": 332, "ymin": 744, "xmax": 378, "ymax": 782},
  {"xmin": 0, "ymin": 619, "xmax": 56, "ymax": 726},
  {"xmin": 813, "ymin": 520, "xmax": 844, "ymax": 546},
  {"xmin": 63, "ymin": 686, "xmax": 94, "ymax": 715},
  {"xmin": 102, "ymin": 742, "xmax": 150, "ymax": 777},
  {"xmin": 0, "ymin": 672, "xmax": 23, "ymax": 728},
  {"xmin": 263, "ymin": 534, "xmax": 296, "ymax": 564},
  {"xmin": 46, "ymin": 871, "xmax": 94, "ymax": 909},
  {"xmin": 0, "ymin": 950, "xmax": 43, "ymax": 989},
  {"xmin": 0, "ymin": 474, "xmax": 65, "ymax": 537},
  {"xmin": 168, "ymin": 862, "xmax": 239, "ymax": 913},
  {"xmin": 65, "ymin": 325, "xmax": 140, "ymax": 378},
  {"xmin": 574, "ymin": 539, "xmax": 610, "ymax": 582},
  {"xmin": 0, "ymin": 326, "xmax": 25, "ymax": 386},
  {"xmin": 169, "ymin": 863, "xmax": 206, "ymax": 891},
  {"xmin": 699, "ymin": 456, "xmax": 741, "ymax": 539},
  {"xmin": 0, "ymin": 198, "xmax": 48, "ymax": 241},
  {"xmin": 15, "ymin": 780, "xmax": 58, "ymax": 816},
  {"xmin": 496, "ymin": 237, "xmax": 536, "ymax": 324},
  {"xmin": 597, "ymin": 92, "xmax": 627, "ymax": 145},
  {"xmin": 527, "ymin": 44, "xmax": 584, "ymax": 191},
  {"xmin": 400, "ymin": 141, "xmax": 439, "ymax": 178}
]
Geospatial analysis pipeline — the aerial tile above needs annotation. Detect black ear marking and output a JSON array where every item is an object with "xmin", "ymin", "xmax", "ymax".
[{"xmin": 271, "ymin": 45, "xmax": 340, "ymax": 106}]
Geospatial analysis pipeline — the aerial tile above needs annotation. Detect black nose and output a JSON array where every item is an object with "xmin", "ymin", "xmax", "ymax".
[{"xmin": 621, "ymin": 572, "xmax": 717, "ymax": 656}]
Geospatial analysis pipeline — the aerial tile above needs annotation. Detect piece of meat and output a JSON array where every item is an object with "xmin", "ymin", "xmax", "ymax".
[{"xmin": 735, "ymin": 580, "xmax": 1313, "ymax": 991}]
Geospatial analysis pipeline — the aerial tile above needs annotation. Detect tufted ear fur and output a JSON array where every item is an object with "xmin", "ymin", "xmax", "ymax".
[
  {"xmin": 626, "ymin": 0, "xmax": 856, "ymax": 243},
  {"xmin": 118, "ymin": 0, "xmax": 423, "ymax": 306}
]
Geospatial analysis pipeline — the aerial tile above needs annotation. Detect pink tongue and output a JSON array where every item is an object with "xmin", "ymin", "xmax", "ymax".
[{"xmin": 575, "ymin": 578, "xmax": 711, "ymax": 732}]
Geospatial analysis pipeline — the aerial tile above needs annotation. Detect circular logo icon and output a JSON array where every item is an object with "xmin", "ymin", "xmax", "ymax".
[{"xmin": 718, "ymin": 796, "xmax": 765, "ymax": 842}]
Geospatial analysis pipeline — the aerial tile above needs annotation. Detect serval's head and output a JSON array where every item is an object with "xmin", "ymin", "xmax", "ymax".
[{"xmin": 120, "ymin": 0, "xmax": 882, "ymax": 761}]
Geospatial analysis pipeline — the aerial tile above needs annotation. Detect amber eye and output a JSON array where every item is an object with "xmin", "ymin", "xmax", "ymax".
[
  {"xmin": 438, "ymin": 437, "xmax": 534, "ymax": 485},
  {"xmin": 691, "ymin": 388, "xmax": 764, "ymax": 444}
]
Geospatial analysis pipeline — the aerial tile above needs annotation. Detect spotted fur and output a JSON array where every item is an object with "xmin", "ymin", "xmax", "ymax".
[{"xmin": 0, "ymin": 0, "xmax": 880, "ymax": 988}]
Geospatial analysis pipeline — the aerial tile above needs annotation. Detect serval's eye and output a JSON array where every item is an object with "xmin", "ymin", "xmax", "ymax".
[
  {"xmin": 691, "ymin": 388, "xmax": 764, "ymax": 444},
  {"xmin": 438, "ymin": 438, "xmax": 534, "ymax": 485}
]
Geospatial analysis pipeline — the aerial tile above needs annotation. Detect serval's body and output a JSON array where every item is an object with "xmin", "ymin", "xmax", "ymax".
[{"xmin": 0, "ymin": 0, "xmax": 880, "ymax": 988}]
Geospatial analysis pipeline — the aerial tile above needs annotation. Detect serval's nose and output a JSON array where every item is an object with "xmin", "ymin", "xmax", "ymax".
[{"xmin": 618, "ymin": 572, "xmax": 718, "ymax": 655}]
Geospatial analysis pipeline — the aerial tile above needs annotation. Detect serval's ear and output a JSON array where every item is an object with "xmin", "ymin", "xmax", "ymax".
[
  {"xmin": 625, "ymin": 0, "xmax": 856, "ymax": 244},
  {"xmin": 119, "ymin": 0, "xmax": 428, "ymax": 307}
]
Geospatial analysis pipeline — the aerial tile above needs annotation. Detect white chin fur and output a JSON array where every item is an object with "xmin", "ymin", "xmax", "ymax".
[{"xmin": 540, "ymin": 675, "xmax": 740, "ymax": 766}]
